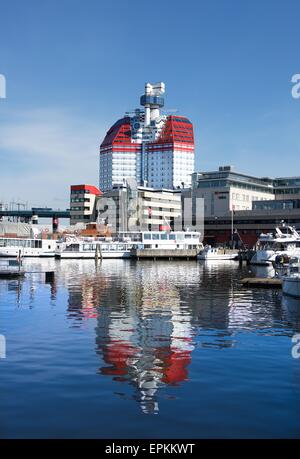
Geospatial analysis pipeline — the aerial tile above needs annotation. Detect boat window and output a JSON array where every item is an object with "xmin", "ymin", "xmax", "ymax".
[
  {"xmin": 184, "ymin": 234, "xmax": 192, "ymax": 239},
  {"xmin": 160, "ymin": 234, "xmax": 168, "ymax": 240},
  {"xmin": 176, "ymin": 234, "xmax": 184, "ymax": 241},
  {"xmin": 143, "ymin": 234, "xmax": 151, "ymax": 240},
  {"xmin": 169, "ymin": 234, "xmax": 176, "ymax": 240},
  {"xmin": 152, "ymin": 234, "xmax": 160, "ymax": 240}
]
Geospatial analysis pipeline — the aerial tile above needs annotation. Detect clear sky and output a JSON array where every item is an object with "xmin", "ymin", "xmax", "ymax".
[{"xmin": 0, "ymin": 0, "xmax": 300, "ymax": 209}]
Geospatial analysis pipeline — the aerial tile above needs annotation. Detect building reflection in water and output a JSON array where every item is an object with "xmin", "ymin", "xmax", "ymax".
[
  {"xmin": 62, "ymin": 259, "xmax": 300, "ymax": 413},
  {"xmin": 93, "ymin": 262, "xmax": 198, "ymax": 414}
]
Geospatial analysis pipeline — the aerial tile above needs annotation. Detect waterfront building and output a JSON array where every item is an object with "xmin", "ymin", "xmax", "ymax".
[
  {"xmin": 97, "ymin": 181, "xmax": 182, "ymax": 233},
  {"xmin": 99, "ymin": 82, "xmax": 195, "ymax": 192},
  {"xmin": 253, "ymin": 198, "xmax": 300, "ymax": 210},
  {"xmin": 70, "ymin": 184, "xmax": 102, "ymax": 225},
  {"xmin": 273, "ymin": 177, "xmax": 300, "ymax": 200},
  {"xmin": 191, "ymin": 166, "xmax": 275, "ymax": 217}
]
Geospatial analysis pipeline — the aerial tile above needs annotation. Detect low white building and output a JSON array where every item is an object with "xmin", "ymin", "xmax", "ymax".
[{"xmin": 191, "ymin": 166, "xmax": 275, "ymax": 217}]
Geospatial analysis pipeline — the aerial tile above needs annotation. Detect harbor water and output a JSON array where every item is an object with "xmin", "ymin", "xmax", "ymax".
[{"xmin": 0, "ymin": 259, "xmax": 300, "ymax": 438}]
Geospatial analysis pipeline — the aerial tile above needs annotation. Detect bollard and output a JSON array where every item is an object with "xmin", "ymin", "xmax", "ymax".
[{"xmin": 45, "ymin": 271, "xmax": 55, "ymax": 283}]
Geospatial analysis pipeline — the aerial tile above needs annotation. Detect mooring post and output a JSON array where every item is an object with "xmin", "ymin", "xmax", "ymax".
[{"xmin": 45, "ymin": 271, "xmax": 55, "ymax": 283}]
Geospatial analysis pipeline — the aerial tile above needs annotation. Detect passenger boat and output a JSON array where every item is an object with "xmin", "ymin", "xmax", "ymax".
[
  {"xmin": 56, "ymin": 237, "xmax": 134, "ymax": 259},
  {"xmin": 0, "ymin": 236, "xmax": 57, "ymax": 258},
  {"xmin": 56, "ymin": 231, "xmax": 203, "ymax": 259},
  {"xmin": 197, "ymin": 245, "xmax": 238, "ymax": 261},
  {"xmin": 281, "ymin": 257, "xmax": 300, "ymax": 298},
  {"xmin": 250, "ymin": 224, "xmax": 300, "ymax": 266},
  {"xmin": 138, "ymin": 231, "xmax": 202, "ymax": 250}
]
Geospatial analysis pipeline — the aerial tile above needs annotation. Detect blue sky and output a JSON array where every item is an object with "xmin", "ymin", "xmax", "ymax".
[{"xmin": 0, "ymin": 0, "xmax": 300, "ymax": 208}]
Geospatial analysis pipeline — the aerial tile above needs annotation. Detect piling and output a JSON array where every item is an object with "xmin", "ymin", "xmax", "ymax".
[{"xmin": 45, "ymin": 271, "xmax": 55, "ymax": 283}]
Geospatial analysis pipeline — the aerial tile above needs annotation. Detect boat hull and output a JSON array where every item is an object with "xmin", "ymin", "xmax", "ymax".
[
  {"xmin": 58, "ymin": 251, "xmax": 132, "ymax": 259},
  {"xmin": 0, "ymin": 250, "xmax": 56, "ymax": 258},
  {"xmin": 197, "ymin": 254, "xmax": 237, "ymax": 260},
  {"xmin": 282, "ymin": 277, "xmax": 300, "ymax": 298}
]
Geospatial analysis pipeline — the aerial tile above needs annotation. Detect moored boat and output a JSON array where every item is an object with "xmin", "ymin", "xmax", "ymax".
[
  {"xmin": 250, "ymin": 223, "xmax": 300, "ymax": 265},
  {"xmin": 56, "ymin": 237, "xmax": 134, "ymax": 259},
  {"xmin": 197, "ymin": 245, "xmax": 238, "ymax": 261},
  {"xmin": 0, "ymin": 236, "xmax": 57, "ymax": 258}
]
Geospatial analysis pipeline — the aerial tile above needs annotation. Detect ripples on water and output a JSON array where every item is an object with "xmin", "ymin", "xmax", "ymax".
[{"xmin": 1, "ymin": 259, "xmax": 300, "ymax": 438}]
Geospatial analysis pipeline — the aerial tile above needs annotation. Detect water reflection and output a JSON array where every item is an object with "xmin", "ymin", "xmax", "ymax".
[
  {"xmin": 94, "ymin": 262, "xmax": 198, "ymax": 414},
  {"xmin": 62, "ymin": 260, "xmax": 298, "ymax": 413},
  {"xmin": 2, "ymin": 258, "xmax": 300, "ymax": 416},
  {"xmin": 282, "ymin": 295, "xmax": 300, "ymax": 328}
]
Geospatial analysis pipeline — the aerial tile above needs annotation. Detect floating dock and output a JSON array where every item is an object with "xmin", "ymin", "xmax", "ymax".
[{"xmin": 241, "ymin": 277, "xmax": 282, "ymax": 288}]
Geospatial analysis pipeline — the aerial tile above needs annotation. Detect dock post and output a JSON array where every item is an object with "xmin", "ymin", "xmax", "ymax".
[
  {"xmin": 238, "ymin": 251, "xmax": 243, "ymax": 266},
  {"xmin": 45, "ymin": 271, "xmax": 55, "ymax": 283}
]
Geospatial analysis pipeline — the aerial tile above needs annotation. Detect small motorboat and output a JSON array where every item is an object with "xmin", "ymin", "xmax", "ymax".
[{"xmin": 197, "ymin": 245, "xmax": 238, "ymax": 261}]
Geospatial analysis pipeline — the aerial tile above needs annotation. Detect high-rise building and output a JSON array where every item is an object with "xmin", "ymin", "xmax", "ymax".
[{"xmin": 99, "ymin": 82, "xmax": 195, "ymax": 192}]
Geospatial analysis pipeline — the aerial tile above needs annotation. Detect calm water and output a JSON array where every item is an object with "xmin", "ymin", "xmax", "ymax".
[{"xmin": 1, "ymin": 258, "xmax": 300, "ymax": 439}]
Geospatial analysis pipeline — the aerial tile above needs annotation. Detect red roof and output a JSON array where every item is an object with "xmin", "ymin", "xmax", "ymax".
[
  {"xmin": 157, "ymin": 115, "xmax": 194, "ymax": 145},
  {"xmin": 100, "ymin": 115, "xmax": 194, "ymax": 150},
  {"xmin": 70, "ymin": 184, "xmax": 102, "ymax": 195},
  {"xmin": 100, "ymin": 117, "xmax": 132, "ymax": 148}
]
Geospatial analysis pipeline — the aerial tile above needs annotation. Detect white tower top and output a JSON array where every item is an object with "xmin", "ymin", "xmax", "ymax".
[{"xmin": 140, "ymin": 82, "xmax": 165, "ymax": 126}]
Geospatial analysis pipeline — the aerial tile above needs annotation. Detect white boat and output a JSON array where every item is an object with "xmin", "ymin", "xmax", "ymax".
[
  {"xmin": 138, "ymin": 231, "xmax": 202, "ymax": 250},
  {"xmin": 0, "ymin": 236, "xmax": 57, "ymax": 258},
  {"xmin": 282, "ymin": 257, "xmax": 300, "ymax": 298},
  {"xmin": 56, "ymin": 237, "xmax": 134, "ymax": 259},
  {"xmin": 250, "ymin": 223, "xmax": 300, "ymax": 266},
  {"xmin": 197, "ymin": 245, "xmax": 237, "ymax": 261},
  {"xmin": 57, "ymin": 231, "xmax": 203, "ymax": 259}
]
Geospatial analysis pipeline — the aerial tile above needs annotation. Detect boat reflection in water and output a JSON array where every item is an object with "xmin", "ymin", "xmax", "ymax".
[{"xmin": 282, "ymin": 294, "xmax": 300, "ymax": 324}]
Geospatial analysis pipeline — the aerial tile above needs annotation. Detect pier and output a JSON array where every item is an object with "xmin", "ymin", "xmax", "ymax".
[{"xmin": 240, "ymin": 277, "xmax": 282, "ymax": 288}]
